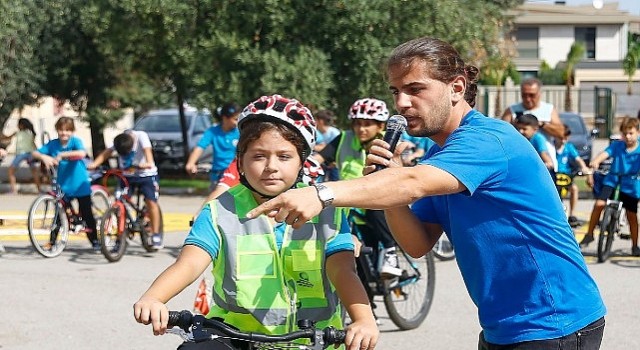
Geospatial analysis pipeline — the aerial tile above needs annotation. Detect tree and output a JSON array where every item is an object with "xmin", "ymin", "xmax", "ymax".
[
  {"xmin": 0, "ymin": 1, "xmax": 44, "ymax": 127},
  {"xmin": 562, "ymin": 42, "xmax": 585, "ymax": 112},
  {"xmin": 623, "ymin": 34, "xmax": 640, "ymax": 95}
]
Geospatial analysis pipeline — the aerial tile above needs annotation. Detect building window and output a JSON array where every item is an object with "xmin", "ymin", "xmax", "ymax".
[
  {"xmin": 575, "ymin": 27, "xmax": 596, "ymax": 59},
  {"xmin": 515, "ymin": 27, "xmax": 539, "ymax": 59}
]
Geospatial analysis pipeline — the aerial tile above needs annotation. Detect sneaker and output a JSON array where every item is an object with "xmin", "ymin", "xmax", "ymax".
[
  {"xmin": 380, "ymin": 247, "xmax": 402, "ymax": 277},
  {"xmin": 632, "ymin": 246, "xmax": 640, "ymax": 257},
  {"xmin": 579, "ymin": 234, "xmax": 595, "ymax": 247},
  {"xmin": 151, "ymin": 234, "xmax": 164, "ymax": 250},
  {"xmin": 620, "ymin": 233, "xmax": 631, "ymax": 240},
  {"xmin": 91, "ymin": 240, "xmax": 101, "ymax": 252},
  {"xmin": 568, "ymin": 216, "xmax": 579, "ymax": 227}
]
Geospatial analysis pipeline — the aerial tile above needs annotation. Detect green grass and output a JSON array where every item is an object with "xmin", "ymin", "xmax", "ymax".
[{"xmin": 159, "ymin": 177, "xmax": 210, "ymax": 189}]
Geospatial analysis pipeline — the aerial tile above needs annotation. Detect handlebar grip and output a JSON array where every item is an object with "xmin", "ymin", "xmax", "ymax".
[
  {"xmin": 168, "ymin": 310, "xmax": 193, "ymax": 332},
  {"xmin": 360, "ymin": 246, "xmax": 374, "ymax": 255},
  {"xmin": 324, "ymin": 327, "xmax": 346, "ymax": 346}
]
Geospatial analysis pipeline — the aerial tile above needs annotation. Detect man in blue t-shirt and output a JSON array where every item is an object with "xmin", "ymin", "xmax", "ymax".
[
  {"xmin": 185, "ymin": 102, "xmax": 240, "ymax": 189},
  {"xmin": 248, "ymin": 37, "xmax": 606, "ymax": 349}
]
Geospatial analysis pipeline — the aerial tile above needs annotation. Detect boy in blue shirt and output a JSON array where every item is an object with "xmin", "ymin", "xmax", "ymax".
[
  {"xmin": 555, "ymin": 124, "xmax": 590, "ymax": 226},
  {"xmin": 32, "ymin": 117, "xmax": 99, "ymax": 250},
  {"xmin": 514, "ymin": 113, "xmax": 554, "ymax": 170},
  {"xmin": 581, "ymin": 117, "xmax": 640, "ymax": 256},
  {"xmin": 185, "ymin": 102, "xmax": 240, "ymax": 190}
]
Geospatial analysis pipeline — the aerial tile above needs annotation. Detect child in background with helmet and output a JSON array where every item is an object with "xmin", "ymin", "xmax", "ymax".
[
  {"xmin": 134, "ymin": 95, "xmax": 378, "ymax": 350},
  {"xmin": 314, "ymin": 98, "xmax": 402, "ymax": 278}
]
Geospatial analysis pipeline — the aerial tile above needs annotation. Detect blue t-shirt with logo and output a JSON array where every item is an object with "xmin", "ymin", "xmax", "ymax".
[
  {"xmin": 411, "ymin": 110, "xmax": 605, "ymax": 344},
  {"xmin": 197, "ymin": 125, "xmax": 240, "ymax": 172},
  {"xmin": 602, "ymin": 140, "xmax": 640, "ymax": 198},
  {"xmin": 38, "ymin": 136, "xmax": 91, "ymax": 197},
  {"xmin": 556, "ymin": 142, "xmax": 580, "ymax": 174}
]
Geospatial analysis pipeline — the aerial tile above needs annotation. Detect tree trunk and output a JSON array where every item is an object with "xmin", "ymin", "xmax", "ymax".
[
  {"xmin": 564, "ymin": 83, "xmax": 572, "ymax": 112},
  {"xmin": 176, "ymin": 91, "xmax": 190, "ymax": 166},
  {"xmin": 89, "ymin": 120, "xmax": 106, "ymax": 159}
]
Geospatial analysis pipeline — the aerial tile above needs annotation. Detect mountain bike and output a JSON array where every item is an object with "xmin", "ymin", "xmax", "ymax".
[
  {"xmin": 98, "ymin": 169, "xmax": 164, "ymax": 262},
  {"xmin": 27, "ymin": 164, "xmax": 110, "ymax": 258},
  {"xmin": 349, "ymin": 209, "xmax": 435, "ymax": 330},
  {"xmin": 167, "ymin": 310, "xmax": 345, "ymax": 350},
  {"xmin": 594, "ymin": 170, "xmax": 635, "ymax": 263}
]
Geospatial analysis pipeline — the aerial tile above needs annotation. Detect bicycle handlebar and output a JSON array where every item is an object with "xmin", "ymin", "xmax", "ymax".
[{"xmin": 167, "ymin": 310, "xmax": 345, "ymax": 349}]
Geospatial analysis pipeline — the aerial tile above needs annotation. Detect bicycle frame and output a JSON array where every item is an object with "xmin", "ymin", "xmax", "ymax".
[{"xmin": 103, "ymin": 170, "xmax": 146, "ymax": 234}]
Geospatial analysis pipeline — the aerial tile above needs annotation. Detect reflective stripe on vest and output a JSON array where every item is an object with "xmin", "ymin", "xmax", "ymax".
[
  {"xmin": 336, "ymin": 131, "xmax": 366, "ymax": 180},
  {"xmin": 207, "ymin": 184, "xmax": 343, "ymax": 334}
]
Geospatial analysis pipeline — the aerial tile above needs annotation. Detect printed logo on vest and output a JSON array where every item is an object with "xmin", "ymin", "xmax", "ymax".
[{"xmin": 296, "ymin": 272, "xmax": 314, "ymax": 288}]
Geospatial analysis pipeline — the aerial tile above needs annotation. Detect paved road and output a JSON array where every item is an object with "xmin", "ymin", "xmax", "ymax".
[{"xmin": 1, "ymin": 191, "xmax": 639, "ymax": 349}]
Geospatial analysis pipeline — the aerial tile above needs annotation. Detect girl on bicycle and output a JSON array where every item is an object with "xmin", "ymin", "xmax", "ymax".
[
  {"xmin": 31, "ymin": 117, "xmax": 98, "ymax": 251},
  {"xmin": 7, "ymin": 118, "xmax": 41, "ymax": 194},
  {"xmin": 134, "ymin": 95, "xmax": 378, "ymax": 350}
]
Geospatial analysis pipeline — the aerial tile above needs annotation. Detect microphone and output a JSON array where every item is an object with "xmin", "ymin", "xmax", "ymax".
[{"xmin": 373, "ymin": 115, "xmax": 407, "ymax": 172}]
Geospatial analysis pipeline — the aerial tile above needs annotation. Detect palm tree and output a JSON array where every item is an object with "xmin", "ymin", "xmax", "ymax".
[
  {"xmin": 622, "ymin": 42, "xmax": 640, "ymax": 95},
  {"xmin": 563, "ymin": 42, "xmax": 585, "ymax": 112}
]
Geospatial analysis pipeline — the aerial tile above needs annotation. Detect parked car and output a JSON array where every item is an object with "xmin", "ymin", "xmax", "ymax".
[
  {"xmin": 133, "ymin": 107, "xmax": 213, "ymax": 172},
  {"xmin": 559, "ymin": 112, "xmax": 598, "ymax": 165}
]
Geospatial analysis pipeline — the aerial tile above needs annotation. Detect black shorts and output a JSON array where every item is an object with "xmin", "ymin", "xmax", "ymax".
[{"xmin": 595, "ymin": 185, "xmax": 639, "ymax": 213}]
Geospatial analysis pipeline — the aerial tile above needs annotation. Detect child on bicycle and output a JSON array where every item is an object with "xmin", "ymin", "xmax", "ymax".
[
  {"xmin": 89, "ymin": 129, "xmax": 162, "ymax": 249},
  {"xmin": 31, "ymin": 117, "xmax": 99, "ymax": 250},
  {"xmin": 555, "ymin": 124, "xmax": 591, "ymax": 227},
  {"xmin": 514, "ymin": 113, "xmax": 555, "ymax": 171},
  {"xmin": 580, "ymin": 117, "xmax": 640, "ymax": 257},
  {"xmin": 313, "ymin": 98, "xmax": 402, "ymax": 277},
  {"xmin": 133, "ymin": 94, "xmax": 378, "ymax": 350},
  {"xmin": 7, "ymin": 118, "xmax": 41, "ymax": 194}
]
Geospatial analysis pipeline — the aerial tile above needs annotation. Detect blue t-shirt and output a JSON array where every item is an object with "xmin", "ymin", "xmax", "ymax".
[
  {"xmin": 411, "ymin": 110, "xmax": 605, "ymax": 344},
  {"xmin": 196, "ymin": 125, "xmax": 240, "ymax": 172},
  {"xmin": 186, "ymin": 201, "xmax": 354, "ymax": 259},
  {"xmin": 529, "ymin": 132, "xmax": 548, "ymax": 156},
  {"xmin": 602, "ymin": 140, "xmax": 640, "ymax": 198},
  {"xmin": 556, "ymin": 142, "xmax": 580, "ymax": 174},
  {"xmin": 38, "ymin": 136, "xmax": 91, "ymax": 197}
]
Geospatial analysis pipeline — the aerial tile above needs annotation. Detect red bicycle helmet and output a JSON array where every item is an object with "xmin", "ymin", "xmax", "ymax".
[
  {"xmin": 348, "ymin": 98, "xmax": 389, "ymax": 122},
  {"xmin": 239, "ymin": 94, "xmax": 316, "ymax": 158}
]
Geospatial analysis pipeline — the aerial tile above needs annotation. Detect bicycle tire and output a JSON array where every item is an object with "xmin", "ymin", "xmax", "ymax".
[
  {"xmin": 100, "ymin": 206, "xmax": 127, "ymax": 262},
  {"xmin": 383, "ymin": 249, "xmax": 435, "ymax": 330},
  {"xmin": 90, "ymin": 186, "xmax": 110, "ymax": 225},
  {"xmin": 27, "ymin": 194, "xmax": 69, "ymax": 258},
  {"xmin": 597, "ymin": 207, "xmax": 617, "ymax": 263},
  {"xmin": 432, "ymin": 234, "xmax": 455, "ymax": 261},
  {"xmin": 140, "ymin": 205, "xmax": 163, "ymax": 252}
]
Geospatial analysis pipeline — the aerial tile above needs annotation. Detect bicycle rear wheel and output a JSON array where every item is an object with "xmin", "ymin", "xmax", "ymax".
[
  {"xmin": 27, "ymin": 194, "xmax": 69, "ymax": 258},
  {"xmin": 383, "ymin": 248, "xmax": 436, "ymax": 330},
  {"xmin": 100, "ymin": 206, "xmax": 127, "ymax": 262},
  {"xmin": 432, "ymin": 233, "xmax": 455, "ymax": 261},
  {"xmin": 597, "ymin": 207, "xmax": 617, "ymax": 263}
]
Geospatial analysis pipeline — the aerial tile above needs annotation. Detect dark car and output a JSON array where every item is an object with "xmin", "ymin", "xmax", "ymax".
[
  {"xmin": 559, "ymin": 112, "xmax": 598, "ymax": 165},
  {"xmin": 133, "ymin": 108, "xmax": 213, "ymax": 172}
]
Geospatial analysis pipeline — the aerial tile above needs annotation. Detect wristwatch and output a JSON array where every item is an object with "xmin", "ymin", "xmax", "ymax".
[{"xmin": 313, "ymin": 183, "xmax": 334, "ymax": 208}]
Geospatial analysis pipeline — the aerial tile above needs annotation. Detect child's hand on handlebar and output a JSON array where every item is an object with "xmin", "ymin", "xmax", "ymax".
[{"xmin": 133, "ymin": 296, "xmax": 170, "ymax": 336}]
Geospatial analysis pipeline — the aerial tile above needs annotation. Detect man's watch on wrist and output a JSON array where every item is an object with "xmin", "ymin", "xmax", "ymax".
[{"xmin": 313, "ymin": 183, "xmax": 334, "ymax": 208}]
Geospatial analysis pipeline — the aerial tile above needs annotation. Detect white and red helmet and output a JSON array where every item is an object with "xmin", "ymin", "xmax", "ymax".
[
  {"xmin": 348, "ymin": 98, "xmax": 389, "ymax": 122},
  {"xmin": 239, "ymin": 94, "xmax": 316, "ymax": 158},
  {"xmin": 301, "ymin": 156, "xmax": 325, "ymax": 185}
]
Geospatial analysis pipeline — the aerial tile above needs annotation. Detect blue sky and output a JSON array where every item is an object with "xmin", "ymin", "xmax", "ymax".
[{"xmin": 526, "ymin": 0, "xmax": 640, "ymax": 15}]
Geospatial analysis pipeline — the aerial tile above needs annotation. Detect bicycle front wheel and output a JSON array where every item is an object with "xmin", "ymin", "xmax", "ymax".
[
  {"xmin": 432, "ymin": 233, "xmax": 455, "ymax": 261},
  {"xmin": 100, "ymin": 206, "xmax": 127, "ymax": 262},
  {"xmin": 597, "ymin": 207, "xmax": 617, "ymax": 263},
  {"xmin": 140, "ymin": 205, "xmax": 163, "ymax": 252},
  {"xmin": 27, "ymin": 194, "xmax": 69, "ymax": 258},
  {"xmin": 383, "ymin": 249, "xmax": 436, "ymax": 330},
  {"xmin": 90, "ymin": 186, "xmax": 110, "ymax": 225}
]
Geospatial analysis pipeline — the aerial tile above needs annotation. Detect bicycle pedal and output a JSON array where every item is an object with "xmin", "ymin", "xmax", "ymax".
[{"xmin": 620, "ymin": 233, "xmax": 631, "ymax": 240}]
